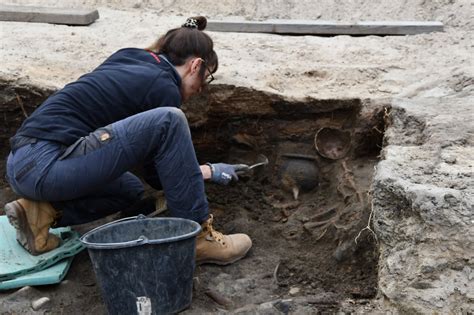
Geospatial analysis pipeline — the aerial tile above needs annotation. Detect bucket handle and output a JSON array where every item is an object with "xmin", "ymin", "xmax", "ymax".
[{"xmin": 80, "ymin": 215, "xmax": 150, "ymax": 249}]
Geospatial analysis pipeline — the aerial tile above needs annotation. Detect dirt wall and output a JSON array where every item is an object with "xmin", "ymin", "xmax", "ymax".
[{"xmin": 373, "ymin": 97, "xmax": 474, "ymax": 313}]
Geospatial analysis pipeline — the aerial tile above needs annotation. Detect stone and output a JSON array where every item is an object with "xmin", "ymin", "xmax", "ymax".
[
  {"xmin": 31, "ymin": 297, "xmax": 51, "ymax": 311},
  {"xmin": 289, "ymin": 287, "xmax": 301, "ymax": 296}
]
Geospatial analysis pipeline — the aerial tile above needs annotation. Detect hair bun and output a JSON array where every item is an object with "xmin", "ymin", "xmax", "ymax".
[{"xmin": 182, "ymin": 16, "xmax": 207, "ymax": 31}]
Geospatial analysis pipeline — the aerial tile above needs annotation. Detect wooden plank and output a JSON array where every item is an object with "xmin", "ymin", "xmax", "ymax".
[
  {"xmin": 0, "ymin": 4, "xmax": 99, "ymax": 26},
  {"xmin": 207, "ymin": 19, "xmax": 444, "ymax": 36}
]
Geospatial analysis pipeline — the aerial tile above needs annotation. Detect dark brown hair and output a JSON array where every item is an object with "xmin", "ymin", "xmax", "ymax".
[{"xmin": 146, "ymin": 16, "xmax": 218, "ymax": 75}]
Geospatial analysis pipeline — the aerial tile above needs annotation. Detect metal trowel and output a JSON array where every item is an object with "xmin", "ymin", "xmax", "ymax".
[{"xmin": 236, "ymin": 154, "xmax": 269, "ymax": 174}]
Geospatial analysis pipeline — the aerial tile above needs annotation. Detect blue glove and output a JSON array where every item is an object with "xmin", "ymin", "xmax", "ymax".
[{"xmin": 207, "ymin": 163, "xmax": 249, "ymax": 185}]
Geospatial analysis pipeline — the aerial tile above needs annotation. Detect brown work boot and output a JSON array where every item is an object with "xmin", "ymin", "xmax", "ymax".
[
  {"xmin": 5, "ymin": 198, "xmax": 60, "ymax": 255},
  {"xmin": 196, "ymin": 214, "xmax": 252, "ymax": 265}
]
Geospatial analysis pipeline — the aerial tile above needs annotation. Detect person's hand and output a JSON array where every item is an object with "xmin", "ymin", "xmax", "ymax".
[{"xmin": 208, "ymin": 163, "xmax": 249, "ymax": 185}]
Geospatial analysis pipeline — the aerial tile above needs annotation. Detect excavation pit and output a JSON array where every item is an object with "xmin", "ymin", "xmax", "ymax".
[{"xmin": 0, "ymin": 81, "xmax": 388, "ymax": 313}]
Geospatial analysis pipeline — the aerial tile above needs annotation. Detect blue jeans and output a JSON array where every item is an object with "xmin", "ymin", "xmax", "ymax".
[{"xmin": 6, "ymin": 107, "xmax": 209, "ymax": 226}]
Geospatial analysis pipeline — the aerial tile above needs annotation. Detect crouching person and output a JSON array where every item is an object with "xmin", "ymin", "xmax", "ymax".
[{"xmin": 4, "ymin": 16, "xmax": 252, "ymax": 265}]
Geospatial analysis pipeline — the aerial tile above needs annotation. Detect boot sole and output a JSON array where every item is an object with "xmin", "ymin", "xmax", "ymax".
[
  {"xmin": 196, "ymin": 246, "xmax": 251, "ymax": 266},
  {"xmin": 5, "ymin": 200, "xmax": 38, "ymax": 255}
]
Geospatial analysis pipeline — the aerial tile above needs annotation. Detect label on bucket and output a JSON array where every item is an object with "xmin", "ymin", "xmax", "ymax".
[{"xmin": 136, "ymin": 296, "xmax": 152, "ymax": 315}]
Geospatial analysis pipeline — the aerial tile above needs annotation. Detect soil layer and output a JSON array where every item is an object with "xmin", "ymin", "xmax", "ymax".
[{"xmin": 0, "ymin": 82, "xmax": 385, "ymax": 313}]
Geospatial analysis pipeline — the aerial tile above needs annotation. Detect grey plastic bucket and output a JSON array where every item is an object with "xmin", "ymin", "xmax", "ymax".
[{"xmin": 80, "ymin": 215, "xmax": 201, "ymax": 315}]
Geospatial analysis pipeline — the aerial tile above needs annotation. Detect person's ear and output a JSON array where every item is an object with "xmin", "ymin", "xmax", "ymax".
[{"xmin": 190, "ymin": 58, "xmax": 203, "ymax": 76}]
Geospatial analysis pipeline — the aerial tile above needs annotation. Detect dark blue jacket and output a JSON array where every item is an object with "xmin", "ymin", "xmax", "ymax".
[{"xmin": 14, "ymin": 48, "xmax": 182, "ymax": 145}]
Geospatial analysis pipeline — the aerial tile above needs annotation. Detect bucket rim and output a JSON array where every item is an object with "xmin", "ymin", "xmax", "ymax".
[{"xmin": 79, "ymin": 216, "xmax": 202, "ymax": 250}]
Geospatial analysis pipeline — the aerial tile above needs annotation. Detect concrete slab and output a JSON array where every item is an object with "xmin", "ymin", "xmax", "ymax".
[
  {"xmin": 207, "ymin": 19, "xmax": 444, "ymax": 35},
  {"xmin": 0, "ymin": 4, "xmax": 99, "ymax": 25}
]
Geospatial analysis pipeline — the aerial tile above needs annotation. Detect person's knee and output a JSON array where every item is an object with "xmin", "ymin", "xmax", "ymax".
[{"xmin": 163, "ymin": 107, "xmax": 187, "ymax": 124}]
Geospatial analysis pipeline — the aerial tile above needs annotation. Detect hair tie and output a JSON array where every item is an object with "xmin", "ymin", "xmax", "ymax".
[{"xmin": 182, "ymin": 18, "xmax": 198, "ymax": 29}]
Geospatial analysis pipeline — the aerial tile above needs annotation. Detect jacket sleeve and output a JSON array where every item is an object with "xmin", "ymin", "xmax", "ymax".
[{"xmin": 141, "ymin": 73, "xmax": 182, "ymax": 110}]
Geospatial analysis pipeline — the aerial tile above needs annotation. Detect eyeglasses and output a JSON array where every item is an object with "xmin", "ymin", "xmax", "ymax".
[{"xmin": 202, "ymin": 60, "xmax": 215, "ymax": 85}]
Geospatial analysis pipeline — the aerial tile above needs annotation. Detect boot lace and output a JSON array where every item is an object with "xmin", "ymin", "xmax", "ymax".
[{"xmin": 203, "ymin": 215, "xmax": 226, "ymax": 245}]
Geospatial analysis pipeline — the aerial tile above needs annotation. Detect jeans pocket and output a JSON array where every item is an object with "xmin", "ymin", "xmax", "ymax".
[
  {"xmin": 84, "ymin": 127, "xmax": 114, "ymax": 152},
  {"xmin": 58, "ymin": 137, "xmax": 86, "ymax": 160},
  {"xmin": 58, "ymin": 126, "xmax": 114, "ymax": 160},
  {"xmin": 14, "ymin": 159, "xmax": 37, "ymax": 181}
]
